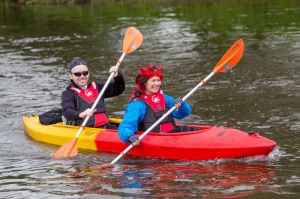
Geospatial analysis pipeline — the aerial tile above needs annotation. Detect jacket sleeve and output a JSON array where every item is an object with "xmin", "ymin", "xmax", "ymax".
[
  {"xmin": 61, "ymin": 90, "xmax": 80, "ymax": 121},
  {"xmin": 100, "ymin": 72, "xmax": 125, "ymax": 98},
  {"xmin": 118, "ymin": 100, "xmax": 146, "ymax": 143},
  {"xmin": 164, "ymin": 94, "xmax": 192, "ymax": 119}
]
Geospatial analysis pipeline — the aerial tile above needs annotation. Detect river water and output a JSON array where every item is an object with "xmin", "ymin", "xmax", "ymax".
[{"xmin": 0, "ymin": 0, "xmax": 299, "ymax": 198}]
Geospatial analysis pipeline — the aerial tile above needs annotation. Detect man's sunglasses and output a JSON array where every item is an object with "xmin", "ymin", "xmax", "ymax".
[{"xmin": 72, "ymin": 71, "xmax": 89, "ymax": 77}]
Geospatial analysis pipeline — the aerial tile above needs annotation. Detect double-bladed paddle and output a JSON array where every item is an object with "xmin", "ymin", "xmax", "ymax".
[
  {"xmin": 52, "ymin": 27, "xmax": 143, "ymax": 159},
  {"xmin": 99, "ymin": 39, "xmax": 244, "ymax": 168}
]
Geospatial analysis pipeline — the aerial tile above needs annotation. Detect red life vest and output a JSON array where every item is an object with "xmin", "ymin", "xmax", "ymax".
[
  {"xmin": 140, "ymin": 90, "xmax": 176, "ymax": 132},
  {"xmin": 69, "ymin": 81, "xmax": 109, "ymax": 127}
]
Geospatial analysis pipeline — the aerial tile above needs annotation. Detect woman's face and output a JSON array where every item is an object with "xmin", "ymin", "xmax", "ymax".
[
  {"xmin": 69, "ymin": 65, "xmax": 90, "ymax": 87},
  {"xmin": 144, "ymin": 76, "xmax": 161, "ymax": 95}
]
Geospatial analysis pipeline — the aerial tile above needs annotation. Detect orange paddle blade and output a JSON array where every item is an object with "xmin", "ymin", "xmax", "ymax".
[
  {"xmin": 213, "ymin": 39, "xmax": 244, "ymax": 74},
  {"xmin": 123, "ymin": 27, "xmax": 143, "ymax": 55},
  {"xmin": 52, "ymin": 138, "xmax": 78, "ymax": 159}
]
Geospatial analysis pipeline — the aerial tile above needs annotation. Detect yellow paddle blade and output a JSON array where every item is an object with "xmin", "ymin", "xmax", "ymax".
[
  {"xmin": 52, "ymin": 138, "xmax": 78, "ymax": 159},
  {"xmin": 213, "ymin": 39, "xmax": 244, "ymax": 74},
  {"xmin": 123, "ymin": 27, "xmax": 143, "ymax": 55}
]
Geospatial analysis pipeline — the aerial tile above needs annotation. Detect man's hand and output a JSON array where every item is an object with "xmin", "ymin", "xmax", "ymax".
[
  {"xmin": 109, "ymin": 66, "xmax": 119, "ymax": 78},
  {"xmin": 79, "ymin": 108, "xmax": 96, "ymax": 118}
]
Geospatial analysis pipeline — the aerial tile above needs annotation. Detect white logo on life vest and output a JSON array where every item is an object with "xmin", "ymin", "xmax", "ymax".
[
  {"xmin": 85, "ymin": 90, "xmax": 93, "ymax": 97},
  {"xmin": 152, "ymin": 95, "xmax": 160, "ymax": 103}
]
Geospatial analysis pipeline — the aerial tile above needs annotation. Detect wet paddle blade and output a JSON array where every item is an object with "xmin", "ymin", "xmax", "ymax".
[
  {"xmin": 123, "ymin": 27, "xmax": 143, "ymax": 55},
  {"xmin": 213, "ymin": 39, "xmax": 244, "ymax": 74},
  {"xmin": 52, "ymin": 138, "xmax": 78, "ymax": 159}
]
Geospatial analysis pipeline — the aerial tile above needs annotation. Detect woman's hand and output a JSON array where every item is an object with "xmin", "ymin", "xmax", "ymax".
[
  {"xmin": 109, "ymin": 65, "xmax": 119, "ymax": 78},
  {"xmin": 128, "ymin": 135, "xmax": 140, "ymax": 146},
  {"xmin": 174, "ymin": 97, "xmax": 182, "ymax": 110},
  {"xmin": 79, "ymin": 108, "xmax": 96, "ymax": 118}
]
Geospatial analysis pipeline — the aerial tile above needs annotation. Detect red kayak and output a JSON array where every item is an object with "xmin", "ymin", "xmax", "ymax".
[
  {"xmin": 97, "ymin": 125, "xmax": 276, "ymax": 160},
  {"xmin": 22, "ymin": 116, "xmax": 276, "ymax": 161}
]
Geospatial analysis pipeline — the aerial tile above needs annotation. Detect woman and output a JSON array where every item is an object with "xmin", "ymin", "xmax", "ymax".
[
  {"xmin": 61, "ymin": 59, "xmax": 125, "ymax": 128},
  {"xmin": 118, "ymin": 64, "xmax": 192, "ymax": 145}
]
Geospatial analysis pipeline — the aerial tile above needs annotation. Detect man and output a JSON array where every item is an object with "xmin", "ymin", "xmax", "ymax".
[{"xmin": 61, "ymin": 59, "xmax": 125, "ymax": 129}]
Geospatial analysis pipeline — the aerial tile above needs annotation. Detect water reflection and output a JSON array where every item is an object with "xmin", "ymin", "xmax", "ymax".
[
  {"xmin": 0, "ymin": 151, "xmax": 282, "ymax": 198},
  {"xmin": 80, "ymin": 159, "xmax": 277, "ymax": 198}
]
